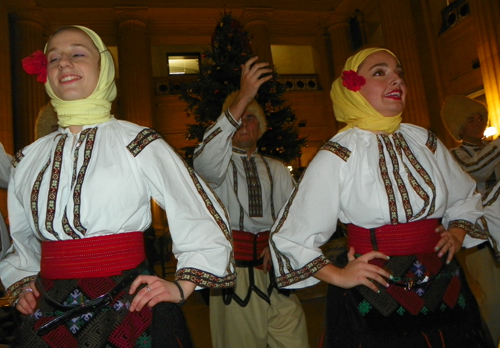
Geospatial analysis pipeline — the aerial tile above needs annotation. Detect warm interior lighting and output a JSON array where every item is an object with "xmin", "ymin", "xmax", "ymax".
[
  {"xmin": 167, "ymin": 54, "xmax": 200, "ymax": 75},
  {"xmin": 271, "ymin": 45, "xmax": 315, "ymax": 74},
  {"xmin": 484, "ymin": 127, "xmax": 497, "ymax": 137},
  {"xmin": 287, "ymin": 166, "xmax": 293, "ymax": 171}
]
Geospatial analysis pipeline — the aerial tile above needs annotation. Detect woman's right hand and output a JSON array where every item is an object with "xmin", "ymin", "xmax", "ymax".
[
  {"xmin": 316, "ymin": 247, "xmax": 391, "ymax": 293},
  {"xmin": 15, "ymin": 281, "xmax": 39, "ymax": 315}
]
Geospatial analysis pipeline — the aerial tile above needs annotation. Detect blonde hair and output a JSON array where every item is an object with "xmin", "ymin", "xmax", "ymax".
[
  {"xmin": 222, "ymin": 91, "xmax": 267, "ymax": 138},
  {"xmin": 440, "ymin": 95, "xmax": 488, "ymax": 141}
]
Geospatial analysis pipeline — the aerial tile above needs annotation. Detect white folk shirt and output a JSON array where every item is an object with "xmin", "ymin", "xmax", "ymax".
[
  {"xmin": 193, "ymin": 110, "xmax": 295, "ymax": 234},
  {"xmin": 0, "ymin": 142, "xmax": 11, "ymax": 260},
  {"xmin": 450, "ymin": 138, "xmax": 500, "ymax": 195},
  {"xmin": 0, "ymin": 119, "xmax": 235, "ymax": 289},
  {"xmin": 270, "ymin": 124, "xmax": 484, "ymax": 289}
]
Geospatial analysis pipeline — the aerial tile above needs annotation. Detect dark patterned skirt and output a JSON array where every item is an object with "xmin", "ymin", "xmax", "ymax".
[
  {"xmin": 18, "ymin": 263, "xmax": 193, "ymax": 348},
  {"xmin": 322, "ymin": 254, "xmax": 490, "ymax": 348}
]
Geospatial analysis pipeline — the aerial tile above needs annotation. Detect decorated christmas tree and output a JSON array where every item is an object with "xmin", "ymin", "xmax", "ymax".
[{"xmin": 180, "ymin": 12, "xmax": 306, "ymax": 165}]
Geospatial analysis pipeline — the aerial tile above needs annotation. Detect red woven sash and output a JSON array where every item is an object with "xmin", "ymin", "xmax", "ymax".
[
  {"xmin": 348, "ymin": 219, "xmax": 440, "ymax": 256},
  {"xmin": 232, "ymin": 230, "xmax": 269, "ymax": 262},
  {"xmin": 40, "ymin": 232, "xmax": 146, "ymax": 279}
]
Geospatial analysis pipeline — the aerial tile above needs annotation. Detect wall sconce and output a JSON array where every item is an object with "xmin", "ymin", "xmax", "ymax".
[{"xmin": 484, "ymin": 126, "xmax": 497, "ymax": 141}]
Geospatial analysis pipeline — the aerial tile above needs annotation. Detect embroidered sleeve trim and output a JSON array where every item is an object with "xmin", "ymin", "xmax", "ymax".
[
  {"xmin": 12, "ymin": 150, "xmax": 25, "ymax": 168},
  {"xmin": 5, "ymin": 275, "xmax": 37, "ymax": 306},
  {"xmin": 127, "ymin": 129, "xmax": 162, "ymax": 157},
  {"xmin": 276, "ymin": 256, "xmax": 330, "ymax": 288},
  {"xmin": 193, "ymin": 127, "xmax": 222, "ymax": 160},
  {"xmin": 224, "ymin": 108, "xmax": 240, "ymax": 129},
  {"xmin": 320, "ymin": 141, "xmax": 351, "ymax": 162},
  {"xmin": 425, "ymin": 131, "xmax": 437, "ymax": 154},
  {"xmin": 472, "ymin": 216, "xmax": 492, "ymax": 240},
  {"xmin": 182, "ymin": 160, "xmax": 236, "ymax": 273},
  {"xmin": 176, "ymin": 267, "xmax": 236, "ymax": 288},
  {"xmin": 477, "ymin": 216, "xmax": 500, "ymax": 261},
  {"xmin": 449, "ymin": 219, "xmax": 475, "ymax": 236},
  {"xmin": 270, "ymin": 182, "xmax": 301, "ymax": 276}
]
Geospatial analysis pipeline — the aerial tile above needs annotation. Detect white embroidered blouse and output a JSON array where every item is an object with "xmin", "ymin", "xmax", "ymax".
[
  {"xmin": 270, "ymin": 124, "xmax": 484, "ymax": 289},
  {"xmin": 193, "ymin": 110, "xmax": 295, "ymax": 234},
  {"xmin": 0, "ymin": 119, "xmax": 235, "ymax": 290}
]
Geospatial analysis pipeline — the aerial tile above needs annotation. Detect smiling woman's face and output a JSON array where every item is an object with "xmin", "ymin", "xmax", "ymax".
[
  {"xmin": 46, "ymin": 28, "xmax": 100, "ymax": 101},
  {"xmin": 357, "ymin": 51, "xmax": 407, "ymax": 117}
]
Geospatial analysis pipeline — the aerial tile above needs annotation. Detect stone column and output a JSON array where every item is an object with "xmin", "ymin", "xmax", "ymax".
[
  {"xmin": 313, "ymin": 27, "xmax": 335, "ymax": 94},
  {"xmin": 10, "ymin": 10, "xmax": 46, "ymax": 151},
  {"xmin": 378, "ymin": 0, "xmax": 430, "ymax": 129},
  {"xmin": 116, "ymin": 8, "xmax": 153, "ymax": 128},
  {"xmin": 469, "ymin": 0, "xmax": 500, "ymax": 132},
  {"xmin": 326, "ymin": 13, "xmax": 353, "ymax": 78},
  {"xmin": 0, "ymin": 3, "xmax": 13, "ymax": 221},
  {"xmin": 241, "ymin": 9, "xmax": 274, "ymax": 66},
  {"xmin": 324, "ymin": 13, "xmax": 354, "ymax": 136},
  {"xmin": 0, "ymin": 2, "xmax": 14, "ymax": 153}
]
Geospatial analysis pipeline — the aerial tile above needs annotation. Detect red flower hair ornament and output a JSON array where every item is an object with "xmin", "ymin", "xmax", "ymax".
[
  {"xmin": 22, "ymin": 50, "xmax": 48, "ymax": 84},
  {"xmin": 341, "ymin": 70, "xmax": 366, "ymax": 92}
]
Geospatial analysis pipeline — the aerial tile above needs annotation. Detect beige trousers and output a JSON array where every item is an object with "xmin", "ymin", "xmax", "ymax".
[
  {"xmin": 210, "ymin": 266, "xmax": 309, "ymax": 348},
  {"xmin": 462, "ymin": 245, "xmax": 500, "ymax": 347}
]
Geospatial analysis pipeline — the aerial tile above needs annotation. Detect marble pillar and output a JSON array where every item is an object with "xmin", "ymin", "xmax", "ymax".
[
  {"xmin": 116, "ymin": 8, "xmax": 153, "ymax": 128},
  {"xmin": 378, "ymin": 0, "xmax": 430, "ymax": 129},
  {"xmin": 10, "ymin": 10, "xmax": 47, "ymax": 151},
  {"xmin": 242, "ymin": 9, "xmax": 274, "ymax": 66},
  {"xmin": 326, "ymin": 13, "xmax": 353, "ymax": 78},
  {"xmin": 469, "ymin": 0, "xmax": 500, "ymax": 132},
  {"xmin": 0, "ymin": 2, "xmax": 14, "ymax": 153}
]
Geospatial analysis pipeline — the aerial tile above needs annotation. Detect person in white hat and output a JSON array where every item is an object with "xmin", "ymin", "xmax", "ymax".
[{"xmin": 441, "ymin": 94, "xmax": 500, "ymax": 346}]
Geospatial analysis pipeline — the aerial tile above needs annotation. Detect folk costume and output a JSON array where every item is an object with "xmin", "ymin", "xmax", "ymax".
[
  {"xmin": 0, "ymin": 26, "xmax": 235, "ymax": 348},
  {"xmin": 0, "ymin": 142, "xmax": 11, "ymax": 261},
  {"xmin": 193, "ymin": 101, "xmax": 309, "ymax": 348},
  {"xmin": 441, "ymin": 95, "xmax": 500, "ymax": 345},
  {"xmin": 270, "ymin": 48, "xmax": 489, "ymax": 348}
]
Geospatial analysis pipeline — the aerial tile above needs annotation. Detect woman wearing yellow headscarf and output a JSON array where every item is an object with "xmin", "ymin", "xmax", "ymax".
[
  {"xmin": 0, "ymin": 26, "xmax": 235, "ymax": 347},
  {"xmin": 270, "ymin": 48, "xmax": 489, "ymax": 347}
]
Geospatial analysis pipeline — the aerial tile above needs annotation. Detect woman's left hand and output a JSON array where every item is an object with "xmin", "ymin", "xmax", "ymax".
[
  {"xmin": 434, "ymin": 225, "xmax": 465, "ymax": 264},
  {"xmin": 128, "ymin": 275, "xmax": 195, "ymax": 312}
]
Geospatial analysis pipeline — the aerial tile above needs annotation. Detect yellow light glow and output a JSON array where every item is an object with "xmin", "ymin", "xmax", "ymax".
[
  {"xmin": 484, "ymin": 127, "xmax": 498, "ymax": 137},
  {"xmin": 287, "ymin": 166, "xmax": 293, "ymax": 171}
]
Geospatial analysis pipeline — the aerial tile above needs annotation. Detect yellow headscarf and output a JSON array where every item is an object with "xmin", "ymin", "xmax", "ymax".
[
  {"xmin": 44, "ymin": 25, "xmax": 117, "ymax": 128},
  {"xmin": 330, "ymin": 47, "xmax": 402, "ymax": 134}
]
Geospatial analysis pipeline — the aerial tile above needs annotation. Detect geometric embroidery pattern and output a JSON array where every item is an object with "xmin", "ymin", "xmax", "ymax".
[
  {"xmin": 425, "ymin": 131, "xmax": 437, "ymax": 154},
  {"xmin": 127, "ymin": 128, "xmax": 162, "ymax": 157},
  {"xmin": 20, "ymin": 270, "xmax": 153, "ymax": 348},
  {"xmin": 242, "ymin": 157, "xmax": 263, "ymax": 217},
  {"xmin": 320, "ymin": 141, "xmax": 351, "ymax": 162},
  {"xmin": 193, "ymin": 127, "xmax": 222, "ymax": 160}
]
